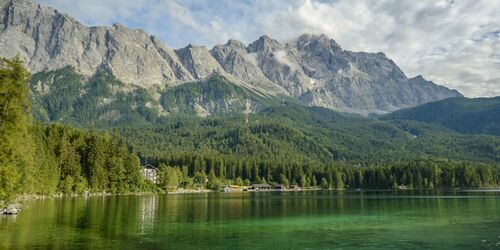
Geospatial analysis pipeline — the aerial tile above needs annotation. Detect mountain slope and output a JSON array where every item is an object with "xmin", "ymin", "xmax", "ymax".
[
  {"xmin": 30, "ymin": 67, "xmax": 283, "ymax": 124},
  {"xmin": 30, "ymin": 67, "xmax": 165, "ymax": 126},
  {"xmin": 160, "ymin": 74, "xmax": 282, "ymax": 116},
  {"xmin": 119, "ymin": 104, "xmax": 500, "ymax": 165},
  {"xmin": 22, "ymin": 60, "xmax": 500, "ymax": 165},
  {"xmin": 0, "ymin": 0, "xmax": 461, "ymax": 114},
  {"xmin": 385, "ymin": 96, "xmax": 500, "ymax": 136}
]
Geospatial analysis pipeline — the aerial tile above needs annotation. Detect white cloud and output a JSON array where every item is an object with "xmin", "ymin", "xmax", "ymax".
[
  {"xmin": 255, "ymin": 0, "xmax": 500, "ymax": 97},
  {"xmin": 273, "ymin": 50, "xmax": 292, "ymax": 66},
  {"xmin": 37, "ymin": 0, "xmax": 149, "ymax": 24},
  {"xmin": 36, "ymin": 0, "xmax": 500, "ymax": 97},
  {"xmin": 243, "ymin": 53, "xmax": 258, "ymax": 67},
  {"xmin": 161, "ymin": 1, "xmax": 230, "ymax": 44}
]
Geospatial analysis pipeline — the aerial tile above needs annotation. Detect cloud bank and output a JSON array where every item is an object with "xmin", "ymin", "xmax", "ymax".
[{"xmin": 37, "ymin": 0, "xmax": 500, "ymax": 97}]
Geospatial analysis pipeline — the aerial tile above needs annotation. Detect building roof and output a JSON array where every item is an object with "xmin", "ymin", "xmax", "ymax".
[{"xmin": 143, "ymin": 164, "xmax": 158, "ymax": 170}]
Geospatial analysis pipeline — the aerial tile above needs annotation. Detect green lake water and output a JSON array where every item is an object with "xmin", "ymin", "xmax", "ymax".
[{"xmin": 1, "ymin": 190, "xmax": 500, "ymax": 249}]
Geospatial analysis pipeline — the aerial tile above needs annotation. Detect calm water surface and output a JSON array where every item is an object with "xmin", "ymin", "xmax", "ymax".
[{"xmin": 1, "ymin": 190, "xmax": 500, "ymax": 249}]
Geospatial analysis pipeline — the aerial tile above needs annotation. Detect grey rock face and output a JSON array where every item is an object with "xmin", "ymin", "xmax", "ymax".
[
  {"xmin": 247, "ymin": 35, "xmax": 312, "ymax": 96},
  {"xmin": 175, "ymin": 44, "xmax": 224, "ymax": 79},
  {"xmin": 0, "ymin": 0, "xmax": 462, "ymax": 114},
  {"xmin": 211, "ymin": 39, "xmax": 279, "ymax": 91},
  {"xmin": 0, "ymin": 0, "xmax": 191, "ymax": 87},
  {"xmin": 288, "ymin": 34, "xmax": 461, "ymax": 113}
]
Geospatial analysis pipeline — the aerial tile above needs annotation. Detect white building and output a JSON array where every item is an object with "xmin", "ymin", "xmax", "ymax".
[{"xmin": 142, "ymin": 164, "xmax": 158, "ymax": 183}]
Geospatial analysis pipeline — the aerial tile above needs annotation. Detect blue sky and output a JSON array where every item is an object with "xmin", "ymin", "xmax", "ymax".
[{"xmin": 37, "ymin": 0, "xmax": 500, "ymax": 97}]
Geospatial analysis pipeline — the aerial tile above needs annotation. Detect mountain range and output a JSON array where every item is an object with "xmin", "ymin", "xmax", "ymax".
[
  {"xmin": 0, "ymin": 0, "xmax": 461, "ymax": 116},
  {"xmin": 0, "ymin": 0, "xmax": 498, "ymax": 167}
]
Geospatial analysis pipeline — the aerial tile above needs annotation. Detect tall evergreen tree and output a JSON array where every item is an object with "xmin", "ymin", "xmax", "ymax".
[{"xmin": 0, "ymin": 57, "xmax": 35, "ymax": 200}]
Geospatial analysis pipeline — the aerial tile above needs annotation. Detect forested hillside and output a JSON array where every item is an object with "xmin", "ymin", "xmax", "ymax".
[
  {"xmin": 386, "ymin": 97, "xmax": 500, "ymax": 136},
  {"xmin": 118, "ymin": 105, "xmax": 499, "ymax": 190},
  {"xmin": 30, "ymin": 67, "xmax": 163, "ymax": 127},
  {"xmin": 28, "ymin": 66, "xmax": 500, "ymax": 167},
  {"xmin": 30, "ymin": 67, "xmax": 283, "ymax": 125},
  {"xmin": 0, "ymin": 58, "xmax": 154, "ymax": 202},
  {"xmin": 1, "ymin": 58, "xmax": 499, "ymax": 202},
  {"xmin": 119, "ymin": 105, "xmax": 499, "ymax": 165},
  {"xmin": 26, "ymin": 60, "xmax": 500, "ymax": 192}
]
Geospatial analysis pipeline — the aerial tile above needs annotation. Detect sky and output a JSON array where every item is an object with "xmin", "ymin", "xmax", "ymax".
[{"xmin": 37, "ymin": 0, "xmax": 500, "ymax": 97}]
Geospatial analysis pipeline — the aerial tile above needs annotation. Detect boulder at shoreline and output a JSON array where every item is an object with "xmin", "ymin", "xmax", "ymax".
[{"xmin": 1, "ymin": 204, "xmax": 21, "ymax": 215}]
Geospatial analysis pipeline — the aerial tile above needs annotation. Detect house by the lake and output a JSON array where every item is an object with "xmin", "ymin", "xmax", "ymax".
[
  {"xmin": 142, "ymin": 164, "xmax": 158, "ymax": 183},
  {"xmin": 250, "ymin": 184, "xmax": 272, "ymax": 191},
  {"xmin": 274, "ymin": 184, "xmax": 286, "ymax": 191}
]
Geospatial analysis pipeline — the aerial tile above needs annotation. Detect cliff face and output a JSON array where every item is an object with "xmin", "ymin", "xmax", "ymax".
[
  {"xmin": 0, "ymin": 0, "xmax": 193, "ymax": 87},
  {"xmin": 0, "ymin": 0, "xmax": 462, "ymax": 114}
]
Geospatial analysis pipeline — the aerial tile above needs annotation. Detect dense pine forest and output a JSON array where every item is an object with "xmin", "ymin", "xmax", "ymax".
[
  {"xmin": 386, "ymin": 96, "xmax": 500, "ymax": 136},
  {"xmin": 1, "ymin": 57, "xmax": 500, "ymax": 203},
  {"xmin": 152, "ymin": 153, "xmax": 499, "ymax": 191},
  {"xmin": 0, "ymin": 58, "xmax": 155, "ymax": 202}
]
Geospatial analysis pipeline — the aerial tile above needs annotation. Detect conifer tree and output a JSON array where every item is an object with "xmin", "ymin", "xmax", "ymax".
[{"xmin": 0, "ymin": 57, "xmax": 35, "ymax": 200}]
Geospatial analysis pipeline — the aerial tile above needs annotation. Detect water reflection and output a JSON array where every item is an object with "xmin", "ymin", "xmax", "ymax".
[
  {"xmin": 0, "ymin": 190, "xmax": 499, "ymax": 249},
  {"xmin": 139, "ymin": 195, "xmax": 158, "ymax": 233}
]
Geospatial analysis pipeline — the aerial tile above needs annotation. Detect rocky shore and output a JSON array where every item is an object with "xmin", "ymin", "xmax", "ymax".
[
  {"xmin": 0, "ymin": 204, "xmax": 21, "ymax": 215},
  {"xmin": 166, "ymin": 188, "xmax": 212, "ymax": 194}
]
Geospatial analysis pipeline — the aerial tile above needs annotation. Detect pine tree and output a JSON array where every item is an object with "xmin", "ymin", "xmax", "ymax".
[
  {"xmin": 207, "ymin": 168, "xmax": 220, "ymax": 190},
  {"xmin": 321, "ymin": 178, "xmax": 329, "ymax": 190},
  {"xmin": 0, "ymin": 57, "xmax": 35, "ymax": 200}
]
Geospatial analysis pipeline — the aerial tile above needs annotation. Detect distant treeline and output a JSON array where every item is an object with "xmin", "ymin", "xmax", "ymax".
[{"xmin": 152, "ymin": 152, "xmax": 500, "ymax": 191}]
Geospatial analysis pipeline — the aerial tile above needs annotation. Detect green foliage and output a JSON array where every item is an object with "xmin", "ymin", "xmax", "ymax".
[
  {"xmin": 30, "ymin": 68, "xmax": 284, "ymax": 127},
  {"xmin": 147, "ymin": 151, "xmax": 500, "ymax": 189},
  {"xmin": 193, "ymin": 171, "xmax": 207, "ymax": 188},
  {"xmin": 30, "ymin": 68, "xmax": 161, "ymax": 127},
  {"xmin": 279, "ymin": 174, "xmax": 289, "ymax": 187},
  {"xmin": 160, "ymin": 75, "xmax": 280, "ymax": 115},
  {"xmin": 206, "ymin": 168, "xmax": 221, "ymax": 191},
  {"xmin": 233, "ymin": 177, "xmax": 244, "ymax": 186},
  {"xmin": 30, "ymin": 66, "xmax": 83, "ymax": 122},
  {"xmin": 5, "ymin": 59, "xmax": 498, "ymax": 195},
  {"xmin": 386, "ymin": 96, "xmax": 500, "ymax": 135},
  {"xmin": 28, "ymin": 67, "xmax": 499, "ymax": 165},
  {"xmin": 120, "ymin": 104, "xmax": 499, "ymax": 165},
  {"xmin": 158, "ymin": 164, "xmax": 182, "ymax": 191},
  {"xmin": 0, "ymin": 60, "xmax": 154, "ymax": 202},
  {"xmin": 32, "ymin": 123, "xmax": 150, "ymax": 194},
  {"xmin": 321, "ymin": 178, "xmax": 329, "ymax": 189},
  {"xmin": 0, "ymin": 57, "xmax": 35, "ymax": 201},
  {"xmin": 116, "ymin": 103, "xmax": 499, "ymax": 190}
]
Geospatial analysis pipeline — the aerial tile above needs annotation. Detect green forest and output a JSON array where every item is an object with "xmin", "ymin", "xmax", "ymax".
[
  {"xmin": 152, "ymin": 153, "xmax": 499, "ymax": 191},
  {"xmin": 1, "ymin": 58, "xmax": 500, "ymax": 203},
  {"xmin": 386, "ymin": 96, "xmax": 500, "ymax": 136},
  {"xmin": 0, "ymin": 58, "xmax": 155, "ymax": 202}
]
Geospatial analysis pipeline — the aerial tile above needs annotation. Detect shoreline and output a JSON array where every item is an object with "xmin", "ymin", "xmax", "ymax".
[{"xmin": 3, "ymin": 187, "xmax": 500, "ymax": 215}]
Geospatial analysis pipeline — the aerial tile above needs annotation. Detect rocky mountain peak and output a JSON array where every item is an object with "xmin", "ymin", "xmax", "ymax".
[
  {"xmin": 296, "ymin": 33, "xmax": 342, "ymax": 54},
  {"xmin": 175, "ymin": 44, "xmax": 224, "ymax": 79},
  {"xmin": 225, "ymin": 39, "xmax": 246, "ymax": 50},
  {"xmin": 247, "ymin": 35, "xmax": 283, "ymax": 53},
  {"xmin": 112, "ymin": 23, "xmax": 127, "ymax": 30},
  {"xmin": 211, "ymin": 39, "xmax": 247, "ymax": 57},
  {"xmin": 411, "ymin": 75, "xmax": 425, "ymax": 81},
  {"xmin": 0, "ymin": 0, "xmax": 463, "ymax": 114}
]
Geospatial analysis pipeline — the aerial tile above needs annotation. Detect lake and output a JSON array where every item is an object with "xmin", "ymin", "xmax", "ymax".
[{"xmin": 1, "ymin": 190, "xmax": 500, "ymax": 249}]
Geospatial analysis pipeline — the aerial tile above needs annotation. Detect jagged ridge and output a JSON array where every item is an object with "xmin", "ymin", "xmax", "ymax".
[{"xmin": 0, "ymin": 0, "xmax": 462, "ymax": 114}]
